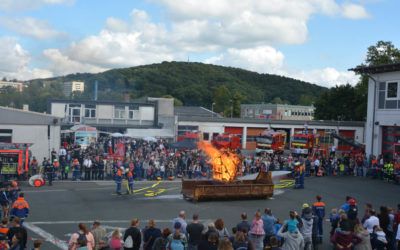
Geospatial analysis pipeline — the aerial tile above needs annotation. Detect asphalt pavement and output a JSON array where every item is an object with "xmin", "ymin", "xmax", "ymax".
[{"xmin": 20, "ymin": 175, "xmax": 400, "ymax": 250}]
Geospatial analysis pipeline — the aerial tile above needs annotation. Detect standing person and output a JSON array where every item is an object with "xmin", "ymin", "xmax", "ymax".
[
  {"xmin": 331, "ymin": 221, "xmax": 361, "ymax": 250},
  {"xmin": 262, "ymin": 208, "xmax": 278, "ymax": 247},
  {"xmin": 123, "ymin": 218, "xmax": 141, "ymax": 250},
  {"xmin": 215, "ymin": 219, "xmax": 230, "ymax": 240},
  {"xmin": 172, "ymin": 211, "xmax": 187, "ymax": 234},
  {"xmin": 277, "ymin": 221, "xmax": 304, "ymax": 250},
  {"xmin": 312, "ymin": 195, "xmax": 326, "ymax": 243},
  {"xmin": 354, "ymin": 224, "xmax": 372, "ymax": 250},
  {"xmin": 83, "ymin": 156, "xmax": 92, "ymax": 181},
  {"xmin": 30, "ymin": 157, "xmax": 39, "ymax": 176},
  {"xmin": 44, "ymin": 160, "xmax": 54, "ymax": 186},
  {"xmin": 115, "ymin": 168, "xmax": 122, "ymax": 195},
  {"xmin": 98, "ymin": 158, "xmax": 105, "ymax": 180},
  {"xmin": 68, "ymin": 223, "xmax": 95, "ymax": 250},
  {"xmin": 363, "ymin": 209, "xmax": 380, "ymax": 234},
  {"xmin": 0, "ymin": 186, "xmax": 8, "ymax": 218},
  {"xmin": 72, "ymin": 159, "xmax": 81, "ymax": 181},
  {"xmin": 249, "ymin": 211, "xmax": 265, "ymax": 250},
  {"xmin": 142, "ymin": 219, "xmax": 161, "ymax": 250},
  {"xmin": 152, "ymin": 228, "xmax": 171, "ymax": 250},
  {"xmin": 126, "ymin": 171, "xmax": 134, "ymax": 195},
  {"xmin": 91, "ymin": 221, "xmax": 106, "ymax": 250},
  {"xmin": 186, "ymin": 214, "xmax": 204, "ymax": 250},
  {"xmin": 60, "ymin": 156, "xmax": 68, "ymax": 180},
  {"xmin": 236, "ymin": 213, "xmax": 251, "ymax": 233},
  {"xmin": 7, "ymin": 218, "xmax": 27, "ymax": 250},
  {"xmin": 300, "ymin": 204, "xmax": 314, "ymax": 250},
  {"xmin": 110, "ymin": 229, "xmax": 122, "ymax": 250},
  {"xmin": 167, "ymin": 222, "xmax": 188, "ymax": 250},
  {"xmin": 10, "ymin": 193, "xmax": 29, "ymax": 226}
]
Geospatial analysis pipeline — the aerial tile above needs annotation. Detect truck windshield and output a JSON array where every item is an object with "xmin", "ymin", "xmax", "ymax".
[
  {"xmin": 257, "ymin": 136, "xmax": 273, "ymax": 144},
  {"xmin": 293, "ymin": 136, "xmax": 308, "ymax": 143},
  {"xmin": 217, "ymin": 137, "xmax": 230, "ymax": 142}
]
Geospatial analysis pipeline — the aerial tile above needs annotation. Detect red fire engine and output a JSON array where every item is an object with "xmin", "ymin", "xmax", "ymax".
[
  {"xmin": 255, "ymin": 130, "xmax": 287, "ymax": 155},
  {"xmin": 211, "ymin": 133, "xmax": 242, "ymax": 150},
  {"xmin": 290, "ymin": 132, "xmax": 319, "ymax": 155},
  {"xmin": 0, "ymin": 143, "xmax": 32, "ymax": 182},
  {"xmin": 177, "ymin": 131, "xmax": 201, "ymax": 142}
]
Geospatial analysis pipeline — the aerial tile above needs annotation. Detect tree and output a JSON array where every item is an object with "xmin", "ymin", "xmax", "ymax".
[
  {"xmin": 271, "ymin": 97, "xmax": 283, "ymax": 104},
  {"xmin": 214, "ymin": 85, "xmax": 231, "ymax": 115},
  {"xmin": 365, "ymin": 41, "xmax": 400, "ymax": 66},
  {"xmin": 161, "ymin": 94, "xmax": 183, "ymax": 106},
  {"xmin": 298, "ymin": 94, "xmax": 313, "ymax": 106},
  {"xmin": 232, "ymin": 92, "xmax": 242, "ymax": 117}
]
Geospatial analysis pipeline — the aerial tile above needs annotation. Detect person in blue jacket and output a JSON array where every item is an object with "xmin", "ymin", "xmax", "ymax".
[
  {"xmin": 0, "ymin": 186, "xmax": 9, "ymax": 218},
  {"xmin": 10, "ymin": 193, "xmax": 29, "ymax": 226},
  {"xmin": 115, "ymin": 168, "xmax": 122, "ymax": 195}
]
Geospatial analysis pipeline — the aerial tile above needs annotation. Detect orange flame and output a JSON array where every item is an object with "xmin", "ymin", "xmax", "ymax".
[{"xmin": 198, "ymin": 141, "xmax": 240, "ymax": 182}]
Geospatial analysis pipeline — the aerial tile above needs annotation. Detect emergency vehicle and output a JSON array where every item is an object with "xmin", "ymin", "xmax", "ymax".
[
  {"xmin": 211, "ymin": 133, "xmax": 242, "ymax": 150},
  {"xmin": 290, "ymin": 132, "xmax": 319, "ymax": 155},
  {"xmin": 0, "ymin": 143, "xmax": 32, "ymax": 182},
  {"xmin": 255, "ymin": 130, "xmax": 287, "ymax": 155}
]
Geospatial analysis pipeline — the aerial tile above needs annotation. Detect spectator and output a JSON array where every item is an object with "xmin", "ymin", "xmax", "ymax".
[
  {"xmin": 186, "ymin": 213, "xmax": 204, "ymax": 250},
  {"xmin": 236, "ymin": 213, "xmax": 251, "ymax": 233},
  {"xmin": 300, "ymin": 204, "xmax": 313, "ymax": 250},
  {"xmin": 68, "ymin": 223, "xmax": 95, "ymax": 250},
  {"xmin": 110, "ymin": 229, "xmax": 122, "ymax": 250},
  {"xmin": 152, "ymin": 228, "xmax": 171, "ymax": 250},
  {"xmin": 262, "ymin": 208, "xmax": 278, "ymax": 247},
  {"xmin": 353, "ymin": 223, "xmax": 372, "ymax": 250},
  {"xmin": 232, "ymin": 231, "xmax": 251, "ymax": 250},
  {"xmin": 215, "ymin": 219, "xmax": 230, "ymax": 239},
  {"xmin": 198, "ymin": 232, "xmax": 219, "ymax": 250},
  {"xmin": 0, "ymin": 235, "xmax": 9, "ymax": 249},
  {"xmin": 167, "ymin": 222, "xmax": 188, "ymax": 250},
  {"xmin": 77, "ymin": 238, "xmax": 89, "ymax": 250},
  {"xmin": 371, "ymin": 226, "xmax": 388, "ymax": 250},
  {"xmin": 269, "ymin": 236, "xmax": 281, "ymax": 250},
  {"xmin": 143, "ymin": 219, "xmax": 161, "ymax": 250},
  {"xmin": 277, "ymin": 221, "xmax": 304, "ymax": 250},
  {"xmin": 361, "ymin": 203, "xmax": 372, "ymax": 224},
  {"xmin": 249, "ymin": 211, "xmax": 264, "ymax": 250},
  {"xmin": 7, "ymin": 218, "xmax": 27, "ymax": 250},
  {"xmin": 123, "ymin": 218, "xmax": 141, "ymax": 250},
  {"xmin": 91, "ymin": 220, "xmax": 106, "ymax": 250},
  {"xmin": 9, "ymin": 233, "xmax": 22, "ymax": 250},
  {"xmin": 172, "ymin": 211, "xmax": 187, "ymax": 234},
  {"xmin": 363, "ymin": 209, "xmax": 380, "ymax": 233},
  {"xmin": 331, "ymin": 220, "xmax": 361, "ymax": 250},
  {"xmin": 218, "ymin": 238, "xmax": 233, "ymax": 250}
]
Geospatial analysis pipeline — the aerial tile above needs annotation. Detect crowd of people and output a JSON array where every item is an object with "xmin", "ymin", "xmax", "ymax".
[{"xmin": 60, "ymin": 196, "xmax": 400, "ymax": 250}]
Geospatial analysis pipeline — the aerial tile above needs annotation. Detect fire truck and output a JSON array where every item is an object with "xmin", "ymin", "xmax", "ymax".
[
  {"xmin": 290, "ymin": 132, "xmax": 319, "ymax": 155},
  {"xmin": 0, "ymin": 143, "xmax": 32, "ymax": 182},
  {"xmin": 211, "ymin": 133, "xmax": 242, "ymax": 150},
  {"xmin": 177, "ymin": 131, "xmax": 201, "ymax": 142},
  {"xmin": 255, "ymin": 130, "xmax": 287, "ymax": 155}
]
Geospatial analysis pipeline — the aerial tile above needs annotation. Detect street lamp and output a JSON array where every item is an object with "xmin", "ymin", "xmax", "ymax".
[{"xmin": 211, "ymin": 102, "xmax": 215, "ymax": 118}]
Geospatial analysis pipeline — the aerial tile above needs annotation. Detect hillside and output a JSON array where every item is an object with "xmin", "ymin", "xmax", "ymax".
[{"xmin": 22, "ymin": 62, "xmax": 326, "ymax": 111}]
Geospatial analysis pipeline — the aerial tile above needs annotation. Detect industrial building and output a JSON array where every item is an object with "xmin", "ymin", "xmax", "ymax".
[
  {"xmin": 241, "ymin": 103, "xmax": 315, "ymax": 120},
  {"xmin": 351, "ymin": 63, "xmax": 400, "ymax": 160},
  {"xmin": 0, "ymin": 106, "xmax": 61, "ymax": 161},
  {"xmin": 62, "ymin": 81, "xmax": 85, "ymax": 96}
]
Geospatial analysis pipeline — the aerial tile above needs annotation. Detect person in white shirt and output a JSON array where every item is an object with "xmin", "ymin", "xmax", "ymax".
[
  {"xmin": 83, "ymin": 156, "xmax": 93, "ymax": 180},
  {"xmin": 363, "ymin": 209, "xmax": 380, "ymax": 233}
]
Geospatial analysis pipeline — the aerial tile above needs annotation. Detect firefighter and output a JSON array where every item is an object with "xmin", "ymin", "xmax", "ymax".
[
  {"xmin": 371, "ymin": 156, "xmax": 379, "ymax": 179},
  {"xmin": 294, "ymin": 162, "xmax": 305, "ymax": 189},
  {"xmin": 394, "ymin": 162, "xmax": 400, "ymax": 184},
  {"xmin": 127, "ymin": 171, "xmax": 134, "ymax": 195},
  {"xmin": 10, "ymin": 193, "xmax": 29, "ymax": 226},
  {"xmin": 8, "ymin": 182, "xmax": 20, "ymax": 206},
  {"xmin": 30, "ymin": 157, "xmax": 39, "ymax": 176},
  {"xmin": 72, "ymin": 159, "xmax": 81, "ymax": 181},
  {"xmin": 115, "ymin": 167, "xmax": 122, "ymax": 195},
  {"xmin": 44, "ymin": 160, "xmax": 54, "ymax": 186},
  {"xmin": 388, "ymin": 161, "xmax": 394, "ymax": 183}
]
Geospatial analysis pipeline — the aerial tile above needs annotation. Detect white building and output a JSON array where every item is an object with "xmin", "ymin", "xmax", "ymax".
[
  {"xmin": 0, "ymin": 81, "xmax": 24, "ymax": 92},
  {"xmin": 63, "ymin": 81, "xmax": 85, "ymax": 96},
  {"xmin": 352, "ymin": 63, "xmax": 400, "ymax": 160},
  {"xmin": 0, "ymin": 106, "xmax": 61, "ymax": 161}
]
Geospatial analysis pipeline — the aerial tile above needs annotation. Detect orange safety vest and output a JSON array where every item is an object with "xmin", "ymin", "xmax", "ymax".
[{"xmin": 11, "ymin": 197, "xmax": 29, "ymax": 210}]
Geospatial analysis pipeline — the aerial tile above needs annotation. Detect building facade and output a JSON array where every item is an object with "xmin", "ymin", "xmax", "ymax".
[
  {"xmin": 0, "ymin": 81, "xmax": 23, "ymax": 92},
  {"xmin": 241, "ymin": 103, "xmax": 314, "ymax": 121},
  {"xmin": 63, "ymin": 81, "xmax": 85, "ymax": 96},
  {"xmin": 0, "ymin": 106, "xmax": 61, "ymax": 161},
  {"xmin": 352, "ymin": 63, "xmax": 400, "ymax": 160}
]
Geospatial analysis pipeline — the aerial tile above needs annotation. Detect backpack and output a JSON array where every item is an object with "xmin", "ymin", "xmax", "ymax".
[
  {"xmin": 168, "ymin": 233, "xmax": 185, "ymax": 250},
  {"xmin": 233, "ymin": 241, "xmax": 248, "ymax": 250},
  {"xmin": 77, "ymin": 232, "xmax": 87, "ymax": 242},
  {"xmin": 348, "ymin": 205, "xmax": 358, "ymax": 220},
  {"xmin": 124, "ymin": 235, "xmax": 133, "ymax": 248}
]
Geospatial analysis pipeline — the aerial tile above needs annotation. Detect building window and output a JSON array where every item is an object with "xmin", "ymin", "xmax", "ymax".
[
  {"xmin": 128, "ymin": 104, "xmax": 139, "ymax": 119},
  {"xmin": 0, "ymin": 129, "xmax": 12, "ymax": 143},
  {"xmin": 84, "ymin": 104, "xmax": 96, "ymax": 118},
  {"xmin": 114, "ymin": 105, "xmax": 126, "ymax": 119},
  {"xmin": 387, "ymin": 82, "xmax": 398, "ymax": 99},
  {"xmin": 203, "ymin": 133, "xmax": 209, "ymax": 141}
]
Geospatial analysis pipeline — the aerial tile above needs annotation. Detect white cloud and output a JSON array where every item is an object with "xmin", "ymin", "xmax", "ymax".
[
  {"xmin": 0, "ymin": 37, "xmax": 53, "ymax": 80},
  {"xmin": 204, "ymin": 46, "xmax": 285, "ymax": 75},
  {"xmin": 0, "ymin": 0, "xmax": 74, "ymax": 11},
  {"xmin": 0, "ymin": 18, "xmax": 65, "ymax": 40},
  {"xmin": 341, "ymin": 3, "xmax": 371, "ymax": 19},
  {"xmin": 287, "ymin": 67, "xmax": 360, "ymax": 87}
]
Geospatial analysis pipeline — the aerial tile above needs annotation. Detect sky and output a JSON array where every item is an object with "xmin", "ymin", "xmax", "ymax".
[{"xmin": 0, "ymin": 0, "xmax": 399, "ymax": 88}]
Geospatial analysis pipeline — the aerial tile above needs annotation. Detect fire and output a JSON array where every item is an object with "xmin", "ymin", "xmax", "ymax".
[{"xmin": 198, "ymin": 141, "xmax": 240, "ymax": 183}]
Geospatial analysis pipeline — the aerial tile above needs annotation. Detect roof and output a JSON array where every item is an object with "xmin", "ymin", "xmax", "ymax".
[
  {"xmin": 349, "ymin": 63, "xmax": 400, "ymax": 74},
  {"xmin": 178, "ymin": 116, "xmax": 365, "ymax": 127},
  {"xmin": 48, "ymin": 99, "xmax": 155, "ymax": 107},
  {"xmin": 0, "ymin": 106, "xmax": 61, "ymax": 125},
  {"xmin": 241, "ymin": 103, "xmax": 314, "ymax": 109},
  {"xmin": 174, "ymin": 106, "xmax": 222, "ymax": 118}
]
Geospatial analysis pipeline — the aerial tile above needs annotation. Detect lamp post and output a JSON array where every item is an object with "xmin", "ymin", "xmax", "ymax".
[{"xmin": 211, "ymin": 102, "xmax": 215, "ymax": 118}]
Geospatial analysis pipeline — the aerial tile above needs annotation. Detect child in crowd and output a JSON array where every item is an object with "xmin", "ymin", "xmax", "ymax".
[
  {"xmin": 330, "ymin": 209, "xmax": 340, "ymax": 236},
  {"xmin": 285, "ymin": 211, "xmax": 299, "ymax": 232}
]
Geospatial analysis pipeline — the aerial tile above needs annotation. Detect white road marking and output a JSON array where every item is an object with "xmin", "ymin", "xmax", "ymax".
[{"xmin": 24, "ymin": 222, "xmax": 68, "ymax": 250}]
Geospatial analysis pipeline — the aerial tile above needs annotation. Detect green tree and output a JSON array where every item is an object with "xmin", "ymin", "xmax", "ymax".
[
  {"xmin": 161, "ymin": 94, "xmax": 183, "ymax": 106},
  {"xmin": 298, "ymin": 94, "xmax": 313, "ymax": 106},
  {"xmin": 232, "ymin": 92, "xmax": 242, "ymax": 117},
  {"xmin": 271, "ymin": 97, "xmax": 283, "ymax": 104},
  {"xmin": 365, "ymin": 41, "xmax": 400, "ymax": 66},
  {"xmin": 214, "ymin": 85, "xmax": 231, "ymax": 115}
]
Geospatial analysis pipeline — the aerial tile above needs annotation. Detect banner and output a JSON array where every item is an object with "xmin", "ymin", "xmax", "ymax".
[{"xmin": 75, "ymin": 131, "xmax": 97, "ymax": 148}]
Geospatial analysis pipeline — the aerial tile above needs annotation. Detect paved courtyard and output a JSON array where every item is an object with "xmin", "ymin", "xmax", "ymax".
[{"xmin": 21, "ymin": 175, "xmax": 400, "ymax": 249}]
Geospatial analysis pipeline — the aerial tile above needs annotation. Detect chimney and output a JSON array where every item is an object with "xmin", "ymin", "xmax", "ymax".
[
  {"xmin": 23, "ymin": 104, "xmax": 29, "ymax": 111},
  {"xmin": 123, "ymin": 92, "xmax": 131, "ymax": 102}
]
